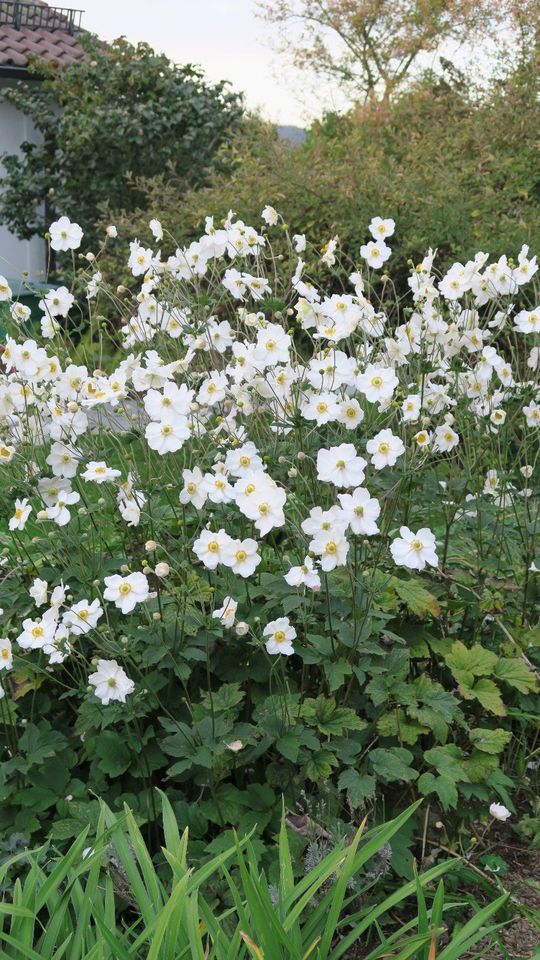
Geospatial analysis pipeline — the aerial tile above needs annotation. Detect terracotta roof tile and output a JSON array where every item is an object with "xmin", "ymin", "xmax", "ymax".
[{"xmin": 0, "ymin": 2, "xmax": 86, "ymax": 69}]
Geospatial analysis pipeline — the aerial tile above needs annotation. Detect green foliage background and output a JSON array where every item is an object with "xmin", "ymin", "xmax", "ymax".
[
  {"xmin": 106, "ymin": 60, "xmax": 540, "ymax": 287},
  {"xmin": 0, "ymin": 36, "xmax": 244, "ymax": 249}
]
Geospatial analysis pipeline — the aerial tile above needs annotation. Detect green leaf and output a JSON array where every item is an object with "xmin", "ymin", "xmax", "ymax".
[
  {"xmin": 417, "ymin": 772, "xmax": 458, "ymax": 810},
  {"xmin": 494, "ymin": 658, "xmax": 538, "ymax": 694},
  {"xmin": 469, "ymin": 728, "xmax": 511, "ymax": 755},
  {"xmin": 303, "ymin": 750, "xmax": 338, "ymax": 781},
  {"xmin": 467, "ymin": 679, "xmax": 506, "ymax": 716},
  {"xmin": 94, "ymin": 731, "xmax": 132, "ymax": 777},
  {"xmin": 389, "ymin": 577, "xmax": 441, "ymax": 618},
  {"xmin": 370, "ymin": 747, "xmax": 418, "ymax": 783},
  {"xmin": 300, "ymin": 697, "xmax": 365, "ymax": 736},
  {"xmin": 445, "ymin": 641, "xmax": 498, "ymax": 687},
  {"xmin": 424, "ymin": 745, "xmax": 466, "ymax": 782},
  {"xmin": 337, "ymin": 769, "xmax": 376, "ymax": 807},
  {"xmin": 377, "ymin": 711, "xmax": 425, "ymax": 744}
]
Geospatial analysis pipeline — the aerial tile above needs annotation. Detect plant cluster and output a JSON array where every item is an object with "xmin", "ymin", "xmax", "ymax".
[
  {"xmin": 0, "ymin": 208, "xmax": 538, "ymax": 867},
  {"xmin": 0, "ymin": 37, "xmax": 243, "ymax": 249}
]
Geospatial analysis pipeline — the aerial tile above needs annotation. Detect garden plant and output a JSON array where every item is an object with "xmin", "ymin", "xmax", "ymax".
[{"xmin": 0, "ymin": 207, "xmax": 538, "ymax": 906}]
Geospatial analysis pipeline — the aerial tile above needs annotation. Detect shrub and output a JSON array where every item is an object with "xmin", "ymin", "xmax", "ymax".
[
  {"xmin": 105, "ymin": 59, "xmax": 540, "ymax": 291},
  {"xmin": 0, "ymin": 36, "xmax": 244, "ymax": 249},
  {"xmin": 0, "ymin": 209, "xmax": 538, "ymax": 865}
]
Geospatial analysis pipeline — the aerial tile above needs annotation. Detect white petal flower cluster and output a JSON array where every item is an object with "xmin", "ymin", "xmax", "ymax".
[{"xmin": 0, "ymin": 209, "xmax": 537, "ymax": 696}]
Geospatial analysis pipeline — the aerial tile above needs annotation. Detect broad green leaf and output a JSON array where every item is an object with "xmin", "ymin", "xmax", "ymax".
[
  {"xmin": 337, "ymin": 769, "xmax": 376, "ymax": 806},
  {"xmin": 469, "ymin": 728, "xmax": 511, "ymax": 755},
  {"xmin": 370, "ymin": 747, "xmax": 418, "ymax": 783},
  {"xmin": 494, "ymin": 658, "xmax": 538, "ymax": 694}
]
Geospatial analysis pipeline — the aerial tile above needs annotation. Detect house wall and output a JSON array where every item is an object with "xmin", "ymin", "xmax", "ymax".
[{"xmin": 0, "ymin": 78, "xmax": 47, "ymax": 287}]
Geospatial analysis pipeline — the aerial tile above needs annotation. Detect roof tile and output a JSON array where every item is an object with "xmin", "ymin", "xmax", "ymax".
[{"xmin": 0, "ymin": 3, "xmax": 86, "ymax": 69}]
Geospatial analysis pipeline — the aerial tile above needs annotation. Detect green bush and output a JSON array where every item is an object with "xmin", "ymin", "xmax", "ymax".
[
  {"xmin": 105, "ymin": 60, "xmax": 540, "ymax": 289},
  {"xmin": 0, "ymin": 36, "xmax": 244, "ymax": 250}
]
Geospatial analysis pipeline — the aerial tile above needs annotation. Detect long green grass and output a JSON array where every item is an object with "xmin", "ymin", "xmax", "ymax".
[{"xmin": 0, "ymin": 797, "xmax": 506, "ymax": 959}]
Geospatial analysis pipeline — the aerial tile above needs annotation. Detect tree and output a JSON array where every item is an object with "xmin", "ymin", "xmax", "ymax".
[
  {"xmin": 258, "ymin": 0, "xmax": 515, "ymax": 103},
  {"xmin": 0, "ymin": 36, "xmax": 243, "ymax": 247}
]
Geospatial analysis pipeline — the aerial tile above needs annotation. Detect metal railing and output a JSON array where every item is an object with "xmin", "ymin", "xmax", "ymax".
[{"xmin": 0, "ymin": 1, "xmax": 83, "ymax": 34}]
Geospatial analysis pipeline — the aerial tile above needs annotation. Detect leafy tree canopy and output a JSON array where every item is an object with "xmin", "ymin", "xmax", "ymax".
[{"xmin": 0, "ymin": 35, "xmax": 244, "ymax": 246}]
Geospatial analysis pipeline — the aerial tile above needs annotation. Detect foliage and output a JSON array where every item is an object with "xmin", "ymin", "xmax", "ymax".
[
  {"xmin": 0, "ymin": 796, "xmax": 508, "ymax": 959},
  {"xmin": 0, "ymin": 207, "xmax": 538, "ymax": 866},
  {"xmin": 257, "ymin": 0, "xmax": 516, "ymax": 102},
  {"xmin": 0, "ymin": 36, "xmax": 243, "ymax": 249},
  {"xmin": 107, "ymin": 57, "xmax": 540, "ymax": 291}
]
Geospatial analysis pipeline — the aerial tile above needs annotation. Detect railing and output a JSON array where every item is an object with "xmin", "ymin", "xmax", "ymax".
[{"xmin": 0, "ymin": 1, "xmax": 83, "ymax": 34}]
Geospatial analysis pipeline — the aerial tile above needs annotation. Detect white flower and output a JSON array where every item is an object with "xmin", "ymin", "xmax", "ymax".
[
  {"xmin": 523, "ymin": 401, "xmax": 540, "ymax": 427},
  {"xmin": 212, "ymin": 597, "xmax": 238, "ymax": 628},
  {"xmin": 63, "ymin": 598, "xmax": 103, "ymax": 635},
  {"xmin": 29, "ymin": 578, "xmax": 48, "ymax": 607},
  {"xmin": 369, "ymin": 216, "xmax": 395, "ymax": 240},
  {"xmin": 513, "ymin": 308, "xmax": 540, "ymax": 334},
  {"xmin": 261, "ymin": 205, "xmax": 279, "ymax": 226},
  {"xmin": 221, "ymin": 538, "xmax": 261, "ymax": 578},
  {"xmin": 0, "ymin": 639, "xmax": 12, "ymax": 670},
  {"xmin": 0, "ymin": 276, "xmax": 12, "ymax": 301},
  {"xmin": 88, "ymin": 659, "xmax": 134, "ymax": 705},
  {"xmin": 128, "ymin": 240, "xmax": 153, "ymax": 277},
  {"xmin": 483, "ymin": 470, "xmax": 499, "ymax": 496},
  {"xmin": 46, "ymin": 442, "xmax": 80, "ymax": 478},
  {"xmin": 193, "ymin": 529, "xmax": 233, "ymax": 570},
  {"xmin": 81, "ymin": 461, "xmax": 121, "ymax": 484},
  {"xmin": 263, "ymin": 617, "xmax": 296, "ymax": 656},
  {"xmin": 49, "ymin": 216, "xmax": 83, "ymax": 252},
  {"xmin": 390, "ymin": 526, "xmax": 438, "ymax": 571},
  {"xmin": 338, "ymin": 488, "xmax": 380, "ymax": 536},
  {"xmin": 103, "ymin": 572, "xmax": 150, "ymax": 614},
  {"xmin": 9, "ymin": 498, "xmax": 32, "ymax": 531},
  {"xmin": 357, "ymin": 364, "xmax": 398, "ymax": 404},
  {"xmin": 293, "ymin": 234, "xmax": 306, "ymax": 252},
  {"xmin": 317, "ymin": 444, "xmax": 366, "ymax": 488},
  {"xmin": 366, "ymin": 429, "xmax": 405, "ymax": 470},
  {"xmin": 433, "ymin": 424, "xmax": 460, "ymax": 452},
  {"xmin": 310, "ymin": 528, "xmax": 350, "ymax": 571},
  {"xmin": 145, "ymin": 418, "xmax": 190, "ymax": 454},
  {"xmin": 39, "ymin": 286, "xmax": 74, "ymax": 319},
  {"xmin": 337, "ymin": 398, "xmax": 364, "ymax": 429},
  {"xmin": 489, "ymin": 802, "xmax": 511, "ymax": 822},
  {"xmin": 149, "ymin": 218, "xmax": 163, "ymax": 241},
  {"xmin": 360, "ymin": 239, "xmax": 391, "ymax": 269},
  {"xmin": 284, "ymin": 557, "xmax": 321, "ymax": 590},
  {"xmin": 179, "ymin": 467, "xmax": 208, "ymax": 510},
  {"xmin": 17, "ymin": 609, "xmax": 58, "ymax": 650},
  {"xmin": 401, "ymin": 395, "xmax": 421, "ymax": 422},
  {"xmin": 106, "ymin": 225, "xmax": 118, "ymax": 238}
]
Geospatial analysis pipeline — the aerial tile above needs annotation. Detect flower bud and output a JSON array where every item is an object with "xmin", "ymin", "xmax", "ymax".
[
  {"xmin": 145, "ymin": 540, "xmax": 157, "ymax": 552},
  {"xmin": 235, "ymin": 621, "xmax": 249, "ymax": 636},
  {"xmin": 155, "ymin": 562, "xmax": 170, "ymax": 577}
]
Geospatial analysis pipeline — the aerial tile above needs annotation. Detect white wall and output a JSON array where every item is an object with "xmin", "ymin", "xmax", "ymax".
[{"xmin": 0, "ymin": 79, "xmax": 47, "ymax": 286}]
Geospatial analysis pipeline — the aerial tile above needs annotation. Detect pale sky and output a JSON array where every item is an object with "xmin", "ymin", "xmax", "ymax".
[{"xmin": 79, "ymin": 0, "xmax": 347, "ymax": 126}]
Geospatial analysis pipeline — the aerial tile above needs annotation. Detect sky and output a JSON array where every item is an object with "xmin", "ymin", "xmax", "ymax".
[{"xmin": 79, "ymin": 0, "xmax": 346, "ymax": 126}]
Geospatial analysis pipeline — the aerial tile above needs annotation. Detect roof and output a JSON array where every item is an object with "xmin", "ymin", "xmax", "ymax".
[{"xmin": 0, "ymin": 1, "xmax": 86, "ymax": 71}]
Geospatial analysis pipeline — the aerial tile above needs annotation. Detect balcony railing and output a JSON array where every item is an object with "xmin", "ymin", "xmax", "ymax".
[{"xmin": 0, "ymin": 1, "xmax": 83, "ymax": 34}]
